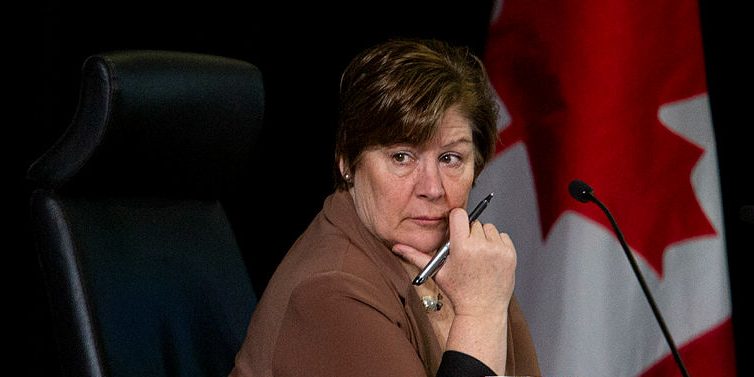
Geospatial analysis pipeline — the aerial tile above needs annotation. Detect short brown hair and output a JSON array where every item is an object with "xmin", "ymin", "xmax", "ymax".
[{"xmin": 333, "ymin": 38, "xmax": 499, "ymax": 191}]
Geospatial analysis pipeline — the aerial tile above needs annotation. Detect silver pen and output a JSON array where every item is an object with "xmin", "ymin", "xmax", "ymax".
[{"xmin": 412, "ymin": 192, "xmax": 494, "ymax": 285}]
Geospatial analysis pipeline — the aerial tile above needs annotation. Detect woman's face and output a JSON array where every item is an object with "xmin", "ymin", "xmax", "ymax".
[{"xmin": 347, "ymin": 106, "xmax": 476, "ymax": 254}]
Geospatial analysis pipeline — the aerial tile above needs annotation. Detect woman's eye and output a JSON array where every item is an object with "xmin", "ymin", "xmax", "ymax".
[
  {"xmin": 392, "ymin": 152, "xmax": 410, "ymax": 163},
  {"xmin": 440, "ymin": 153, "xmax": 462, "ymax": 165}
]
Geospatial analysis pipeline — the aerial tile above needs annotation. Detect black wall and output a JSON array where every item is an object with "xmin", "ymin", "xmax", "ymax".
[
  {"xmin": 699, "ymin": 1, "xmax": 752, "ymax": 375},
  {"xmin": 14, "ymin": 1, "xmax": 749, "ymax": 376}
]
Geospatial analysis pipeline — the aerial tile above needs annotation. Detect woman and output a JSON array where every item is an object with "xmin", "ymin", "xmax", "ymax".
[{"xmin": 230, "ymin": 38, "xmax": 540, "ymax": 377}]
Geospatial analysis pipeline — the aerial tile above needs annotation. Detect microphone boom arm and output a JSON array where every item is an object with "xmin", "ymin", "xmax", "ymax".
[{"xmin": 569, "ymin": 179, "xmax": 691, "ymax": 377}]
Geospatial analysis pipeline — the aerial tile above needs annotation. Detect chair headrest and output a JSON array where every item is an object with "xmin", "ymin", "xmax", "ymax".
[{"xmin": 28, "ymin": 50, "xmax": 265, "ymax": 198}]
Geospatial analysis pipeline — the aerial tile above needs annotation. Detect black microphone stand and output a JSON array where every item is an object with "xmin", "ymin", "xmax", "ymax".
[{"xmin": 569, "ymin": 179, "xmax": 691, "ymax": 377}]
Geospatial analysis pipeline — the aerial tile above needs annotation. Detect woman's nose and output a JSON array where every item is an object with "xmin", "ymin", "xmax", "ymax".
[{"xmin": 415, "ymin": 162, "xmax": 445, "ymax": 200}]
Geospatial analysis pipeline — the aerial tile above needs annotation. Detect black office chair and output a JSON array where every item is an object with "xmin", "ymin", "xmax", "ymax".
[{"xmin": 27, "ymin": 50, "xmax": 263, "ymax": 377}]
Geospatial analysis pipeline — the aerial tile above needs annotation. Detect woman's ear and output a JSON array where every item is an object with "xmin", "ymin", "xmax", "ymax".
[{"xmin": 338, "ymin": 158, "xmax": 349, "ymax": 179}]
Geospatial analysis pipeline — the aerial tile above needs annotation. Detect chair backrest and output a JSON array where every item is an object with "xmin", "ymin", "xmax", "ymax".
[{"xmin": 27, "ymin": 50, "xmax": 263, "ymax": 377}]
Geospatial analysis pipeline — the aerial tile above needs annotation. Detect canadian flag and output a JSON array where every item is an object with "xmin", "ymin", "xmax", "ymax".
[{"xmin": 471, "ymin": 0, "xmax": 737, "ymax": 375}]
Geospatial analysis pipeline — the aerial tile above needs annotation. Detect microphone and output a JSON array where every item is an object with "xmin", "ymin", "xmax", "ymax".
[
  {"xmin": 568, "ymin": 179, "xmax": 691, "ymax": 377},
  {"xmin": 567, "ymin": 179, "xmax": 594, "ymax": 203}
]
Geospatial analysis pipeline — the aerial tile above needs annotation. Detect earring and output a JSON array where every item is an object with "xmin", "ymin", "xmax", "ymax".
[{"xmin": 344, "ymin": 173, "xmax": 351, "ymax": 181}]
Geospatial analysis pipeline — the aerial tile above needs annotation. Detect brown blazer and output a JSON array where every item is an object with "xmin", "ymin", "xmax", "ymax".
[{"xmin": 230, "ymin": 190, "xmax": 540, "ymax": 377}]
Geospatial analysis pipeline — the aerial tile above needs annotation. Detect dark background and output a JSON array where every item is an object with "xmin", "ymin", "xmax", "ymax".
[{"xmin": 13, "ymin": 1, "xmax": 750, "ymax": 376}]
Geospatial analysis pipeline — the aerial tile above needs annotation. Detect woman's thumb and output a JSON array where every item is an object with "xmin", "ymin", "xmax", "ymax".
[{"xmin": 391, "ymin": 243, "xmax": 433, "ymax": 270}]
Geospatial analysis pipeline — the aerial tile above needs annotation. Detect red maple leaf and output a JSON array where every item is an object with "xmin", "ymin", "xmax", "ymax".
[{"xmin": 484, "ymin": 0, "xmax": 716, "ymax": 277}]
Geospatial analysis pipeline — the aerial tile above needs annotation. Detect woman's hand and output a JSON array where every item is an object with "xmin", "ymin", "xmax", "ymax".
[
  {"xmin": 392, "ymin": 207, "xmax": 517, "ymax": 315},
  {"xmin": 392, "ymin": 207, "xmax": 516, "ymax": 374}
]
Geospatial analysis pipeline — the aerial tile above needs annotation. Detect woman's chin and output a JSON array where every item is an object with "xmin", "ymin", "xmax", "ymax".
[{"xmin": 406, "ymin": 239, "xmax": 446, "ymax": 255}]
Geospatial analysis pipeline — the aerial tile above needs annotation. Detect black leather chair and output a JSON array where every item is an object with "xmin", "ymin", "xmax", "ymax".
[{"xmin": 27, "ymin": 50, "xmax": 263, "ymax": 377}]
